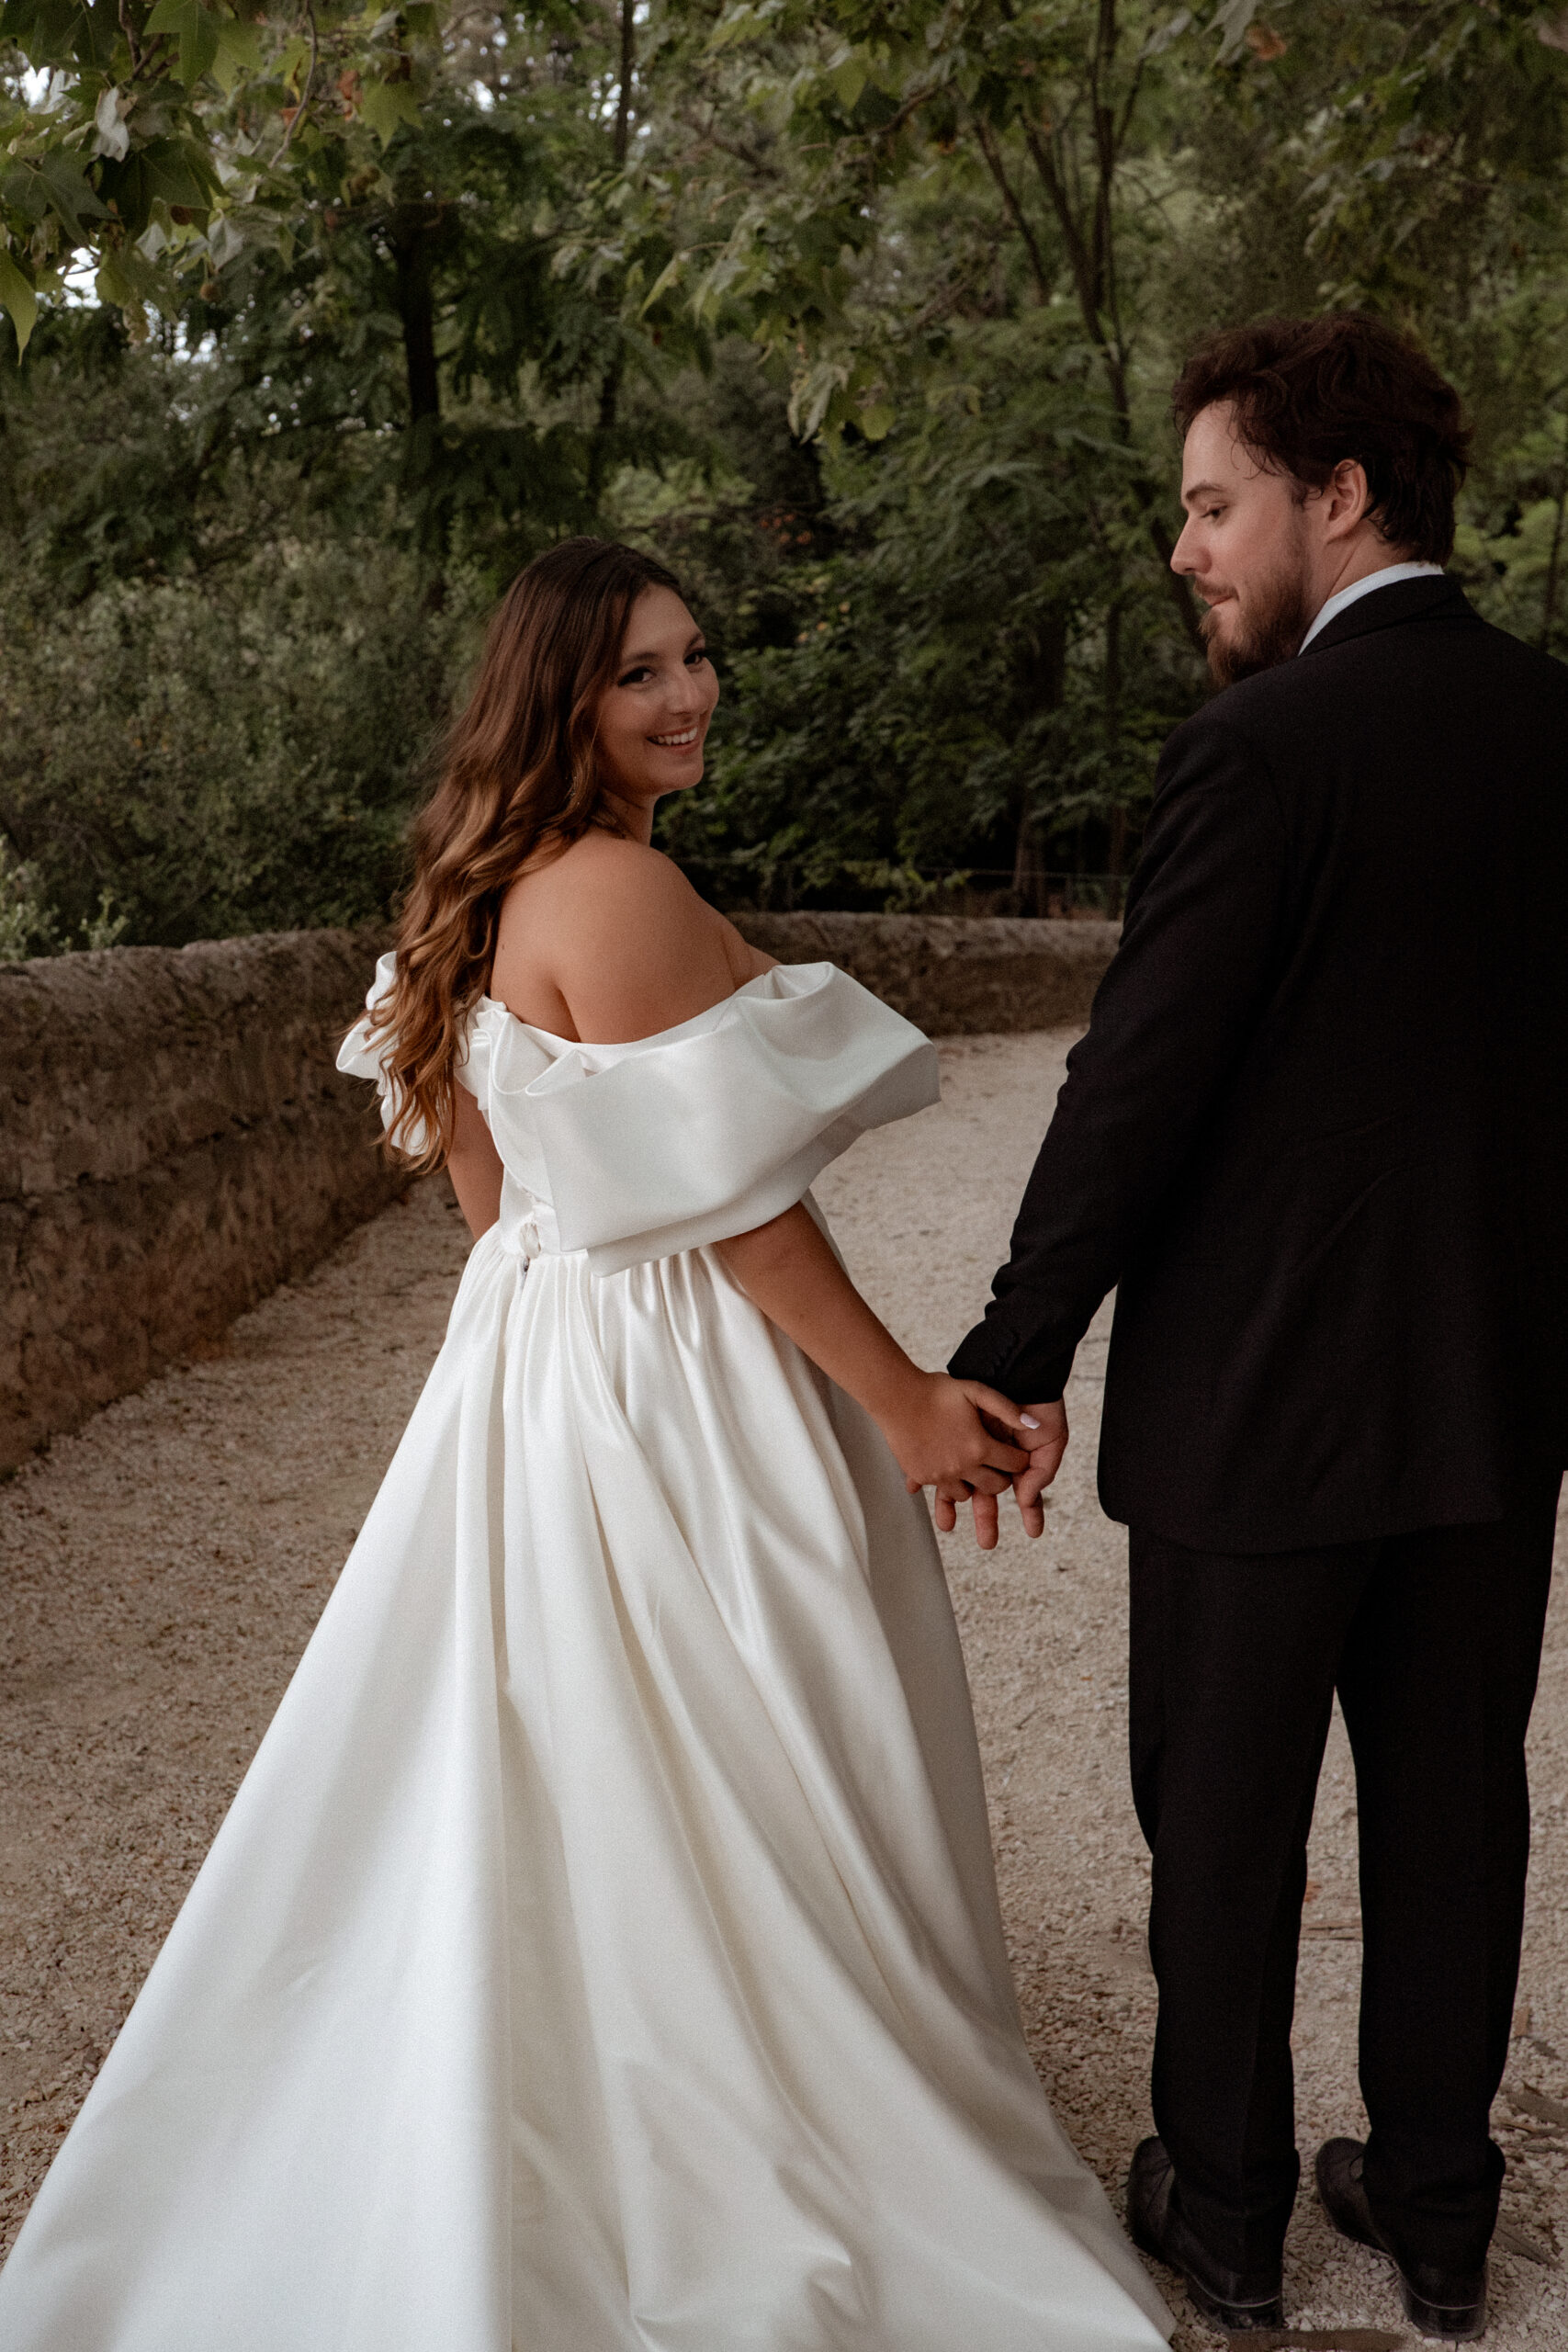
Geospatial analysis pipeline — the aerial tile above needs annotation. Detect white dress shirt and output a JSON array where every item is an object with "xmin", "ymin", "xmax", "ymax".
[{"xmin": 1298, "ymin": 560, "xmax": 1446, "ymax": 653}]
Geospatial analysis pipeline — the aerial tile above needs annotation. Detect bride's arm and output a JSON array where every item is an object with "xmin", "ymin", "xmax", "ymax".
[
  {"xmin": 715, "ymin": 1207, "xmax": 1033, "ymax": 1517},
  {"xmin": 446, "ymin": 1085, "xmax": 504, "ymax": 1240}
]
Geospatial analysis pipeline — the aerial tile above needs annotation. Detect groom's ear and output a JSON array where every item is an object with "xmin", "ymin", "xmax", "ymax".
[{"xmin": 1311, "ymin": 458, "xmax": 1377, "ymax": 546}]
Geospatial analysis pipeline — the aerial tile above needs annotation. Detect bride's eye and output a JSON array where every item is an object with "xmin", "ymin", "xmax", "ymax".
[
  {"xmin": 685, "ymin": 647, "xmax": 710, "ymax": 668},
  {"xmin": 617, "ymin": 664, "xmax": 654, "ymax": 686}
]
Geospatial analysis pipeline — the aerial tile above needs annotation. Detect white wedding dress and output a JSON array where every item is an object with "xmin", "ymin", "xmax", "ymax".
[{"xmin": 0, "ymin": 959, "xmax": 1169, "ymax": 2352}]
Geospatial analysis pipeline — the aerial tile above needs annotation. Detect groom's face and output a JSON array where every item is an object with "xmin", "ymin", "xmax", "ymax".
[{"xmin": 1171, "ymin": 402, "xmax": 1315, "ymax": 685}]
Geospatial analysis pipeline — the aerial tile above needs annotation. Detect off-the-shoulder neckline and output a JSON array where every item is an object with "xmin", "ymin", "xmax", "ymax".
[{"xmin": 476, "ymin": 964, "xmax": 812, "ymax": 1053}]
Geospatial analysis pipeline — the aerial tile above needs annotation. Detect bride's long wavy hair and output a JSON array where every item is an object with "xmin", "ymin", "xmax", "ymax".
[{"xmin": 368, "ymin": 536, "xmax": 685, "ymax": 1167}]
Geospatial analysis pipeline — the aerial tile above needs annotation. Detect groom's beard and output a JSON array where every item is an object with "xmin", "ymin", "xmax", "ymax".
[{"xmin": 1201, "ymin": 555, "xmax": 1315, "ymax": 687}]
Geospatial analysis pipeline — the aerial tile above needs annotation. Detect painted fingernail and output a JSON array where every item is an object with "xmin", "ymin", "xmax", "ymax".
[{"xmin": 1021, "ymin": 1416, "xmax": 1041, "ymax": 1429}]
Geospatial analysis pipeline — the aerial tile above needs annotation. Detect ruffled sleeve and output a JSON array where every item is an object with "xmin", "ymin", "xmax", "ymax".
[
  {"xmin": 340, "ymin": 956, "xmax": 940, "ymax": 1274},
  {"xmin": 336, "ymin": 951, "xmax": 488, "ymax": 1159},
  {"xmin": 502, "ymin": 963, "xmax": 938, "ymax": 1275}
]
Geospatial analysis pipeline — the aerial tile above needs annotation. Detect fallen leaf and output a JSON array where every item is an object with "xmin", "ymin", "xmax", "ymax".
[
  {"xmin": 1506, "ymin": 2083, "xmax": 1568, "ymax": 2128},
  {"xmin": 1494, "ymin": 2217, "xmax": 1561, "ymax": 2268}
]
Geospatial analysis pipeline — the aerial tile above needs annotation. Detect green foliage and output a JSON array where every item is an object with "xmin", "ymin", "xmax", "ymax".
[
  {"xmin": 0, "ymin": 502, "xmax": 473, "ymax": 944},
  {"xmin": 0, "ymin": 837, "xmax": 57, "ymax": 958},
  {"xmin": 655, "ymin": 318, "xmax": 1192, "ymax": 908},
  {"xmin": 4, "ymin": 0, "xmax": 1568, "ymax": 943}
]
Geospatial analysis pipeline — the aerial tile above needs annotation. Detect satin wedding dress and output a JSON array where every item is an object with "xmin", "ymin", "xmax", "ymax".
[{"xmin": 0, "ymin": 958, "xmax": 1169, "ymax": 2352}]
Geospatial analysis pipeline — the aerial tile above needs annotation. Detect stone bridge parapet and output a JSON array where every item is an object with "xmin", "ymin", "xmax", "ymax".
[{"xmin": 0, "ymin": 914, "xmax": 1117, "ymax": 1472}]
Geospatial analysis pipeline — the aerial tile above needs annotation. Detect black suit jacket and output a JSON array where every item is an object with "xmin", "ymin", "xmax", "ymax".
[{"xmin": 949, "ymin": 576, "xmax": 1568, "ymax": 1552}]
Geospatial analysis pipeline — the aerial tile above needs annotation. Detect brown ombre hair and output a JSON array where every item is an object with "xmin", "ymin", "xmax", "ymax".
[{"xmin": 369, "ymin": 536, "xmax": 685, "ymax": 1165}]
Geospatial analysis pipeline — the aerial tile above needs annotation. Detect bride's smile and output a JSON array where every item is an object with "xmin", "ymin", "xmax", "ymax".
[{"xmin": 595, "ymin": 585, "xmax": 717, "ymax": 821}]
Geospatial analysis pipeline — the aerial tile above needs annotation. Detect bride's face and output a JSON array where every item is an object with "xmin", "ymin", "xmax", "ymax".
[{"xmin": 594, "ymin": 587, "xmax": 718, "ymax": 818}]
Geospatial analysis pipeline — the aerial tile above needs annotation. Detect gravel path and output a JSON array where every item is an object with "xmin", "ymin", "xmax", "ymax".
[{"xmin": 2, "ymin": 1026, "xmax": 1564, "ymax": 2346}]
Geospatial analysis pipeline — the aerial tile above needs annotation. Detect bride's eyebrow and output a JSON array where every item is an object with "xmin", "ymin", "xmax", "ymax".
[{"xmin": 618, "ymin": 634, "xmax": 706, "ymax": 669}]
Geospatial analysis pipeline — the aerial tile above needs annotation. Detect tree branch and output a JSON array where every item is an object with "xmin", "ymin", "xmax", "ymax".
[
  {"xmin": 613, "ymin": 0, "xmax": 634, "ymax": 167},
  {"xmin": 1018, "ymin": 115, "xmax": 1100, "ymax": 346},
  {"xmin": 1088, "ymin": 0, "xmax": 1117, "ymax": 316},
  {"xmin": 276, "ymin": 0, "xmax": 320, "ymax": 159},
  {"xmin": 972, "ymin": 114, "xmax": 1052, "ymax": 304}
]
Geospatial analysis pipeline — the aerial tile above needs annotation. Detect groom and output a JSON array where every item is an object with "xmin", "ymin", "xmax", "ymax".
[{"xmin": 949, "ymin": 313, "xmax": 1567, "ymax": 2339}]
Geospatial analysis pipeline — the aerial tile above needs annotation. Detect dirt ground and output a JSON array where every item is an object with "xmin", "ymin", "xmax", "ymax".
[{"xmin": 2, "ymin": 1025, "xmax": 1564, "ymax": 2346}]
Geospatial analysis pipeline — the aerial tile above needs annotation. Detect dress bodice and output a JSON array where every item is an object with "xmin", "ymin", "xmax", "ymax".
[{"xmin": 338, "ymin": 955, "xmax": 940, "ymax": 1274}]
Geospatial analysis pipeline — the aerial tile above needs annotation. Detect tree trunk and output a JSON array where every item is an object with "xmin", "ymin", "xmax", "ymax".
[
  {"xmin": 389, "ymin": 206, "xmax": 444, "ymax": 597},
  {"xmin": 1010, "ymin": 797, "xmax": 1046, "ymax": 916},
  {"xmin": 614, "ymin": 0, "xmax": 634, "ymax": 167},
  {"xmin": 587, "ymin": 0, "xmax": 637, "ymax": 509},
  {"xmin": 1539, "ymin": 413, "xmax": 1568, "ymax": 651},
  {"xmin": 1010, "ymin": 612, "xmax": 1067, "ymax": 916},
  {"xmin": 391, "ymin": 212, "xmax": 440, "ymax": 428},
  {"xmin": 1103, "ymin": 598, "xmax": 1128, "ymax": 911}
]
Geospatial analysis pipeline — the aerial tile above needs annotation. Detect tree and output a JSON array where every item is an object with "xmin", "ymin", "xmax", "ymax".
[
  {"xmin": 6, "ymin": 0, "xmax": 1567, "ymax": 946},
  {"xmin": 1, "ymin": 0, "xmax": 701, "ymax": 567},
  {"xmin": 629, "ymin": 0, "xmax": 1568, "ymax": 901}
]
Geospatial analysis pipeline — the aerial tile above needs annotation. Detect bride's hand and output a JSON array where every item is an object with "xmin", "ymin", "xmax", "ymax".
[
  {"xmin": 931, "ymin": 1399, "xmax": 1068, "ymax": 1549},
  {"xmin": 873, "ymin": 1374, "xmax": 1032, "ymax": 1512}
]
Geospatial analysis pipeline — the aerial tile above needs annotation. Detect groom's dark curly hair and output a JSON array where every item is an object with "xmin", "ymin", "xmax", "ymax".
[{"xmin": 1172, "ymin": 312, "xmax": 1472, "ymax": 565}]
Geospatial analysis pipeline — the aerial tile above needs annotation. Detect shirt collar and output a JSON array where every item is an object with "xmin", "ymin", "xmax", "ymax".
[{"xmin": 1298, "ymin": 561, "xmax": 1447, "ymax": 654}]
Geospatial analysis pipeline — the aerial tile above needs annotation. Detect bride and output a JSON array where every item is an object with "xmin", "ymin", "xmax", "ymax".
[{"xmin": 0, "ymin": 539, "xmax": 1169, "ymax": 2350}]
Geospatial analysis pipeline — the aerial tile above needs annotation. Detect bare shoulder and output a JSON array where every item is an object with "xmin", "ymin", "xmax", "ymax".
[
  {"xmin": 492, "ymin": 832, "xmax": 752, "ymax": 1044},
  {"xmin": 502, "ymin": 831, "xmax": 705, "ymax": 944}
]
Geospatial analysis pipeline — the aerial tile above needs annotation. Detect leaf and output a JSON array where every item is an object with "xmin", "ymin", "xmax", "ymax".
[
  {"xmin": 1213, "ymin": 0, "xmax": 1261, "ymax": 66},
  {"xmin": 858, "ymin": 401, "xmax": 895, "ymax": 440},
  {"xmin": 143, "ymin": 0, "xmax": 220, "ymax": 87},
  {"xmin": 829, "ymin": 51, "xmax": 866, "ymax": 112},
  {"xmin": 204, "ymin": 211, "xmax": 243, "ymax": 269},
  {"xmin": 1142, "ymin": 8, "xmax": 1192, "ymax": 59},
  {"xmin": 1244, "ymin": 22, "xmax": 1287, "ymax": 62},
  {"xmin": 140, "ymin": 136, "xmax": 220, "ymax": 211},
  {"xmin": 358, "ymin": 77, "xmax": 423, "ymax": 145},
  {"xmin": 1506, "ymin": 2083, "xmax": 1568, "ymax": 2128},
  {"xmin": 211, "ymin": 17, "xmax": 262, "ymax": 92},
  {"xmin": 0, "ymin": 247, "xmax": 37, "ymax": 356},
  {"xmin": 94, "ymin": 244, "xmax": 143, "ymax": 311},
  {"xmin": 2, "ymin": 151, "xmax": 111, "ymax": 241},
  {"xmin": 93, "ymin": 84, "xmax": 130, "ymax": 161},
  {"xmin": 0, "ymin": 0, "xmax": 110, "ymax": 69},
  {"xmin": 638, "ymin": 253, "xmax": 683, "ymax": 314},
  {"xmin": 1493, "ymin": 2218, "xmax": 1561, "ymax": 2268}
]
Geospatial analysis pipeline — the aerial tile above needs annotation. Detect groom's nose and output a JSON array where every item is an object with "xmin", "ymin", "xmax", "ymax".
[{"xmin": 1170, "ymin": 514, "xmax": 1201, "ymax": 575}]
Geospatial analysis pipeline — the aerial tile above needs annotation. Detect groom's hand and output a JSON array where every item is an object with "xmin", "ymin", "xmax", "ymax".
[{"xmin": 1013, "ymin": 1400, "xmax": 1068, "ymax": 1536}]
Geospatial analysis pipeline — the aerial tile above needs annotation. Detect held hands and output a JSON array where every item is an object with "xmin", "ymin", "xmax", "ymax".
[
  {"xmin": 872, "ymin": 1373, "xmax": 1036, "ymax": 1534},
  {"xmin": 927, "ymin": 1396, "xmax": 1069, "ymax": 1551},
  {"xmin": 709, "ymin": 1206, "xmax": 1064, "ymax": 1549}
]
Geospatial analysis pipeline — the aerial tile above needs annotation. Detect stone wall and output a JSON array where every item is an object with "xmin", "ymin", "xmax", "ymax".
[
  {"xmin": 0, "ymin": 913, "xmax": 1117, "ymax": 1472},
  {"xmin": 735, "ymin": 911, "xmax": 1118, "ymax": 1033},
  {"xmin": 0, "ymin": 929, "xmax": 406, "ymax": 1474}
]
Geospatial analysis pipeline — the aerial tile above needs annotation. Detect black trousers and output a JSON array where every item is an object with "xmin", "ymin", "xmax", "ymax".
[{"xmin": 1128, "ymin": 1471, "xmax": 1561, "ymax": 2278}]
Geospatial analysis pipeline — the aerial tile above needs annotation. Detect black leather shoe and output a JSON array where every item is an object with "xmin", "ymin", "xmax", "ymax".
[
  {"xmin": 1314, "ymin": 2137, "xmax": 1488, "ymax": 2342},
  {"xmin": 1126, "ymin": 2135, "xmax": 1285, "ymax": 2332}
]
